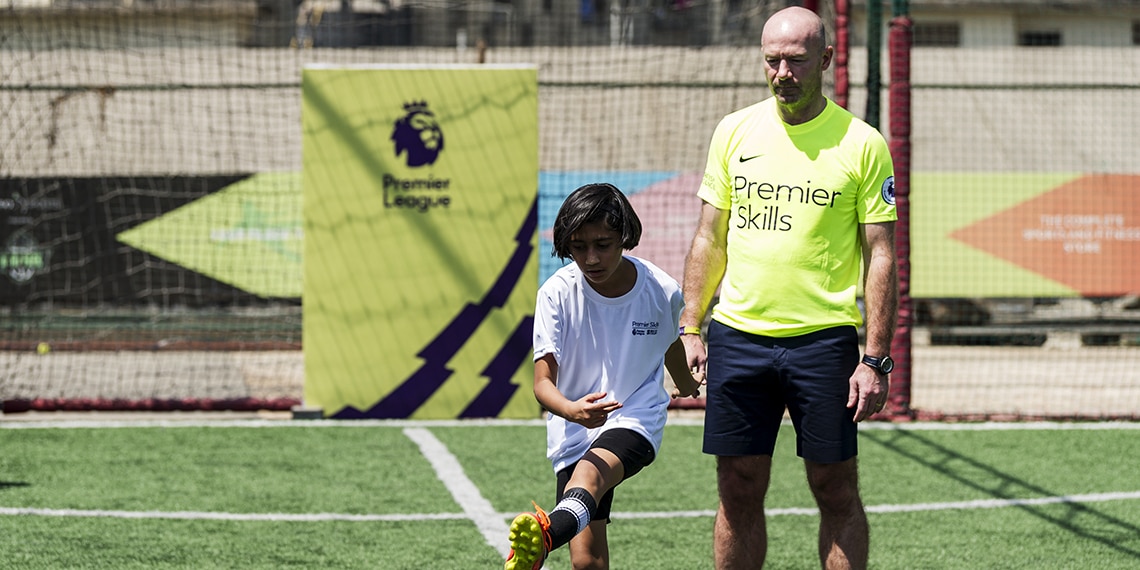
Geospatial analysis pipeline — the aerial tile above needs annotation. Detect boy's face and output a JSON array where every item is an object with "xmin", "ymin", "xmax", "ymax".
[{"xmin": 568, "ymin": 220, "xmax": 626, "ymax": 293}]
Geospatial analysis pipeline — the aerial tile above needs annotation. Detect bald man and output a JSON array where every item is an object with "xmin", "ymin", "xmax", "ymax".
[{"xmin": 680, "ymin": 7, "xmax": 899, "ymax": 569}]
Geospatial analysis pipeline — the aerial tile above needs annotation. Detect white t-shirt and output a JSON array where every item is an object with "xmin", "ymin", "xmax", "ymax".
[{"xmin": 533, "ymin": 255, "xmax": 684, "ymax": 474}]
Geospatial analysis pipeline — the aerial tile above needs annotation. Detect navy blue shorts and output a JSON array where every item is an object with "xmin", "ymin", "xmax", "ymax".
[
  {"xmin": 556, "ymin": 428, "xmax": 655, "ymax": 521},
  {"xmin": 702, "ymin": 321, "xmax": 860, "ymax": 463}
]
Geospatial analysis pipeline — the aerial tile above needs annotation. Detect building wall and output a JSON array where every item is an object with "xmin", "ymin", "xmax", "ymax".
[
  {"xmin": 7, "ymin": 2, "xmax": 1135, "ymax": 49},
  {"xmin": 0, "ymin": 9, "xmax": 255, "ymax": 50},
  {"xmin": 1, "ymin": 2, "xmax": 1136, "ymax": 177},
  {"xmin": 1017, "ymin": 15, "xmax": 1134, "ymax": 47},
  {"xmin": 1, "ymin": 46, "xmax": 1136, "ymax": 177},
  {"xmin": 852, "ymin": 6, "xmax": 1140, "ymax": 47}
]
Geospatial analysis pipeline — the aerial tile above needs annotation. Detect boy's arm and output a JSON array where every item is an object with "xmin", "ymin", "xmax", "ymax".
[
  {"xmin": 535, "ymin": 353, "xmax": 622, "ymax": 429},
  {"xmin": 665, "ymin": 338, "xmax": 704, "ymax": 399},
  {"xmin": 533, "ymin": 353, "xmax": 565, "ymax": 413}
]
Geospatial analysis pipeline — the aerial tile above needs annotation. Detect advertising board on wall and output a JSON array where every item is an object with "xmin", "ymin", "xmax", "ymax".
[{"xmin": 301, "ymin": 65, "xmax": 540, "ymax": 420}]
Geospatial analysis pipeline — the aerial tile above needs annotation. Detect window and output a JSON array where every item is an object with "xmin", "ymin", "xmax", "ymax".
[
  {"xmin": 912, "ymin": 22, "xmax": 961, "ymax": 47},
  {"xmin": 1133, "ymin": 21, "xmax": 1140, "ymax": 45},
  {"xmin": 1019, "ymin": 30, "xmax": 1061, "ymax": 47},
  {"xmin": 580, "ymin": 0, "xmax": 607, "ymax": 25}
]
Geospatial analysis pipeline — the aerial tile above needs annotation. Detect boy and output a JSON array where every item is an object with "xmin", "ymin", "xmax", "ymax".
[{"xmin": 505, "ymin": 183, "xmax": 703, "ymax": 570}]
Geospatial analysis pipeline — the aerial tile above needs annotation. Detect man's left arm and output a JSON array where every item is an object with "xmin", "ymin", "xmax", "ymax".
[
  {"xmin": 849, "ymin": 221, "xmax": 898, "ymax": 421},
  {"xmin": 861, "ymin": 221, "xmax": 898, "ymax": 358}
]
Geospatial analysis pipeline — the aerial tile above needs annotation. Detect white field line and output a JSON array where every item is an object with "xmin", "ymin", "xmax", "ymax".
[
  {"xmin": 3, "ymin": 490, "xmax": 1139, "ymax": 524},
  {"xmin": 618, "ymin": 490, "xmax": 1140, "ymax": 519},
  {"xmin": 4, "ymin": 418, "xmax": 1140, "ymax": 430},
  {"xmin": 402, "ymin": 427, "xmax": 511, "ymax": 559},
  {"xmin": 0, "ymin": 507, "xmax": 469, "ymax": 522},
  {"xmin": 3, "ymin": 418, "xmax": 1139, "ymax": 560}
]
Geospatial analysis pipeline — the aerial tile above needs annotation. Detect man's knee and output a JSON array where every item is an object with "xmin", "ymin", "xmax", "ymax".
[
  {"xmin": 805, "ymin": 458, "xmax": 862, "ymax": 512},
  {"xmin": 717, "ymin": 455, "xmax": 771, "ymax": 505}
]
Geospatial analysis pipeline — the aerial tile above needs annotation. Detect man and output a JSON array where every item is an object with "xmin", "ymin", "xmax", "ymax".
[{"xmin": 680, "ymin": 6, "xmax": 899, "ymax": 570}]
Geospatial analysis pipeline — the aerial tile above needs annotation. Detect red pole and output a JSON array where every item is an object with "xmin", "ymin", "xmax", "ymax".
[
  {"xmin": 887, "ymin": 14, "xmax": 914, "ymax": 419},
  {"xmin": 834, "ymin": 0, "xmax": 849, "ymax": 109}
]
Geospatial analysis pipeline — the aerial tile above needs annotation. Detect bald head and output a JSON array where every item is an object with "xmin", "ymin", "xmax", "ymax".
[{"xmin": 761, "ymin": 6, "xmax": 827, "ymax": 54}]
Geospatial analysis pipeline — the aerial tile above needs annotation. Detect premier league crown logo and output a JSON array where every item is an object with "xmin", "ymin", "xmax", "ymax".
[
  {"xmin": 391, "ymin": 101, "xmax": 444, "ymax": 167},
  {"xmin": 382, "ymin": 101, "xmax": 453, "ymax": 212}
]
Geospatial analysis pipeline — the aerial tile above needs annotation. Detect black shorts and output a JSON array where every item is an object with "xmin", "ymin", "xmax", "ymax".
[
  {"xmin": 556, "ymin": 428, "xmax": 656, "ymax": 521},
  {"xmin": 702, "ymin": 321, "xmax": 860, "ymax": 463}
]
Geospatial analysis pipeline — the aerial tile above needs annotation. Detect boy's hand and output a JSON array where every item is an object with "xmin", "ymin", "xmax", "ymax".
[{"xmin": 569, "ymin": 391, "xmax": 622, "ymax": 428}]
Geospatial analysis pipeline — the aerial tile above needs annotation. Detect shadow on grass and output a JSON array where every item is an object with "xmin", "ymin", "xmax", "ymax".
[
  {"xmin": 0, "ymin": 482, "xmax": 30, "ymax": 489},
  {"xmin": 862, "ymin": 429, "xmax": 1140, "ymax": 561}
]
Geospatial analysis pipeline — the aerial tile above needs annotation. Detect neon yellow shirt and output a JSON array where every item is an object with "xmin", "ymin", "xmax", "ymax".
[{"xmin": 698, "ymin": 97, "xmax": 896, "ymax": 337}]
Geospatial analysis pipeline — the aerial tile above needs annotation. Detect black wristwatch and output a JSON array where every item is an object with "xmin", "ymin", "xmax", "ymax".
[{"xmin": 862, "ymin": 354, "xmax": 894, "ymax": 375}]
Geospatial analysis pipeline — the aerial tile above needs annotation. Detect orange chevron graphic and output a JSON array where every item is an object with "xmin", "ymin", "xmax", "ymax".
[{"xmin": 949, "ymin": 174, "xmax": 1140, "ymax": 296}]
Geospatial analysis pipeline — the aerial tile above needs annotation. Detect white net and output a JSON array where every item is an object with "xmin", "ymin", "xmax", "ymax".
[{"xmin": 2, "ymin": 0, "xmax": 1139, "ymax": 419}]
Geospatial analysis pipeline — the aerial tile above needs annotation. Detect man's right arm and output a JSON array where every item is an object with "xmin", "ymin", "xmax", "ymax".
[{"xmin": 680, "ymin": 201, "xmax": 730, "ymax": 373}]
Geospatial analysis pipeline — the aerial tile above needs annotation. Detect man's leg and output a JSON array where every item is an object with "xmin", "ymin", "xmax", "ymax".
[
  {"xmin": 714, "ymin": 454, "xmax": 771, "ymax": 569},
  {"xmin": 805, "ymin": 458, "xmax": 868, "ymax": 570}
]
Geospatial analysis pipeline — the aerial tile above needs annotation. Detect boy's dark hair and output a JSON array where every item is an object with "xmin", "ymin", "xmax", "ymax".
[{"xmin": 551, "ymin": 183, "xmax": 642, "ymax": 261}]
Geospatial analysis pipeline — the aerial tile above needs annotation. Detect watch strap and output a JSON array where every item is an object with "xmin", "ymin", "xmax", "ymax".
[{"xmin": 862, "ymin": 354, "xmax": 892, "ymax": 374}]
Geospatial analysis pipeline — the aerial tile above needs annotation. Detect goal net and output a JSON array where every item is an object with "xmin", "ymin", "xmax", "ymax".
[{"xmin": 2, "ymin": 0, "xmax": 1138, "ymax": 420}]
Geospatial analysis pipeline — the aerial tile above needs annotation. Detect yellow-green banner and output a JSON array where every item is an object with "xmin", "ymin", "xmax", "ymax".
[{"xmin": 302, "ymin": 65, "xmax": 539, "ymax": 419}]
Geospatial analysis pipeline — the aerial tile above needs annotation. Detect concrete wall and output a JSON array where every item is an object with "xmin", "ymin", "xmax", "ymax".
[
  {"xmin": 1, "ymin": 46, "xmax": 1136, "ymax": 177},
  {"xmin": 852, "ymin": 5, "xmax": 1140, "ymax": 47}
]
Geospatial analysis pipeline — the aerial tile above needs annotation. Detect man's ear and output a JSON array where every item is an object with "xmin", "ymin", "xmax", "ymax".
[{"xmin": 821, "ymin": 46, "xmax": 834, "ymax": 71}]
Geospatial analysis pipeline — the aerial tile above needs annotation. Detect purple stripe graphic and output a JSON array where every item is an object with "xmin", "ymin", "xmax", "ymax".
[
  {"xmin": 333, "ymin": 197, "xmax": 537, "ymax": 419},
  {"xmin": 460, "ymin": 315, "xmax": 534, "ymax": 418}
]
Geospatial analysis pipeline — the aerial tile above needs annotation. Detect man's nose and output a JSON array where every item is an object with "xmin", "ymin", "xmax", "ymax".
[{"xmin": 777, "ymin": 60, "xmax": 793, "ymax": 78}]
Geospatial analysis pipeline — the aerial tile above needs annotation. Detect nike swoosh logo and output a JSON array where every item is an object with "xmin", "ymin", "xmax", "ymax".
[{"xmin": 739, "ymin": 154, "xmax": 763, "ymax": 163}]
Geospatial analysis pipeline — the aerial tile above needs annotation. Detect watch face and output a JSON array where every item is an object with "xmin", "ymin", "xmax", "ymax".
[{"xmin": 880, "ymin": 356, "xmax": 895, "ymax": 374}]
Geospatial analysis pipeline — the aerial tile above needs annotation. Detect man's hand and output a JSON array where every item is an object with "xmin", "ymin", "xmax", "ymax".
[
  {"xmin": 847, "ymin": 365, "xmax": 888, "ymax": 422},
  {"xmin": 668, "ymin": 336, "xmax": 707, "ymax": 400},
  {"xmin": 681, "ymin": 333, "xmax": 707, "ymax": 376}
]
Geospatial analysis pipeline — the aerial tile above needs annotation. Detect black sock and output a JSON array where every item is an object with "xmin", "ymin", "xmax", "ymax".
[{"xmin": 548, "ymin": 487, "xmax": 597, "ymax": 550}]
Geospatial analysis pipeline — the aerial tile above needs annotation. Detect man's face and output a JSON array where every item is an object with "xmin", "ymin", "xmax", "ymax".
[{"xmin": 761, "ymin": 29, "xmax": 831, "ymax": 117}]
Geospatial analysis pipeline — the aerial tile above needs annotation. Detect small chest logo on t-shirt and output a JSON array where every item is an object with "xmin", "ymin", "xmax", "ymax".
[{"xmin": 631, "ymin": 320, "xmax": 660, "ymax": 336}]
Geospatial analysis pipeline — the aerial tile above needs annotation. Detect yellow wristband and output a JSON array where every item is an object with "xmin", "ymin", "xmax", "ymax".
[{"xmin": 679, "ymin": 325, "xmax": 701, "ymax": 336}]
